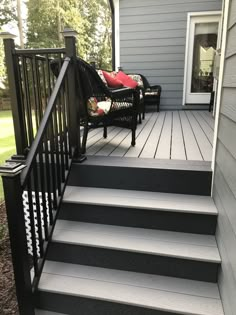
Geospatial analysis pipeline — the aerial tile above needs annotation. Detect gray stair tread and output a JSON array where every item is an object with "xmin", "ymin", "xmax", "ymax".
[
  {"xmin": 53, "ymin": 221, "xmax": 221, "ymax": 263},
  {"xmin": 39, "ymin": 261, "xmax": 224, "ymax": 315},
  {"xmin": 36, "ymin": 310, "xmax": 67, "ymax": 315},
  {"xmin": 63, "ymin": 186, "xmax": 218, "ymax": 215}
]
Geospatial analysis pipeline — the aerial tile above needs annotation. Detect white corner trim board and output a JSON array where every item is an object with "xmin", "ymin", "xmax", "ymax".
[{"xmin": 211, "ymin": 0, "xmax": 230, "ymax": 182}]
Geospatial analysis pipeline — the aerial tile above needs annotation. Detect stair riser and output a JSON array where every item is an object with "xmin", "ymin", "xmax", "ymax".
[
  {"xmin": 59, "ymin": 203, "xmax": 217, "ymax": 235},
  {"xmin": 47, "ymin": 242, "xmax": 219, "ymax": 282},
  {"xmin": 68, "ymin": 165, "xmax": 212, "ymax": 196},
  {"xmin": 36, "ymin": 291, "xmax": 182, "ymax": 315}
]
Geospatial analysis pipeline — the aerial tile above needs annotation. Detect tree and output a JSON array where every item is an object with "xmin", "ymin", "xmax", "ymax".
[
  {"xmin": 0, "ymin": 0, "xmax": 16, "ymax": 27},
  {"xmin": 26, "ymin": 0, "xmax": 112, "ymax": 67},
  {"xmin": 0, "ymin": 0, "xmax": 17, "ymax": 90},
  {"xmin": 17, "ymin": 0, "xmax": 24, "ymax": 48}
]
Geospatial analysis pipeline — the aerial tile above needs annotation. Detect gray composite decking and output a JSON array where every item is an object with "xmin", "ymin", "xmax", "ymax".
[
  {"xmin": 53, "ymin": 219, "xmax": 220, "ymax": 263},
  {"xmin": 63, "ymin": 186, "xmax": 217, "ymax": 215},
  {"xmin": 38, "ymin": 261, "xmax": 224, "ymax": 315},
  {"xmin": 85, "ymin": 110, "xmax": 215, "ymax": 161}
]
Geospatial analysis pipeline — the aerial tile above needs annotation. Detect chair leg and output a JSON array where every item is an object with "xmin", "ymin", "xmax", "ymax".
[
  {"xmin": 131, "ymin": 129, "xmax": 136, "ymax": 146},
  {"xmin": 157, "ymin": 96, "xmax": 160, "ymax": 112},
  {"xmin": 139, "ymin": 113, "xmax": 142, "ymax": 124},
  {"xmin": 103, "ymin": 125, "xmax": 107, "ymax": 138},
  {"xmin": 131, "ymin": 114, "xmax": 137, "ymax": 146},
  {"xmin": 82, "ymin": 121, "xmax": 89, "ymax": 154}
]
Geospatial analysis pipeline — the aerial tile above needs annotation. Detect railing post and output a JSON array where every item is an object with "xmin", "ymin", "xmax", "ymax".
[
  {"xmin": 0, "ymin": 32, "xmax": 27, "ymax": 155},
  {"xmin": 62, "ymin": 28, "xmax": 85, "ymax": 161},
  {"xmin": 0, "ymin": 162, "xmax": 35, "ymax": 315}
]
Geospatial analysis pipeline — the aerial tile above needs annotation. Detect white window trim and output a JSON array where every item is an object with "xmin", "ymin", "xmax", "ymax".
[
  {"xmin": 182, "ymin": 11, "xmax": 222, "ymax": 106},
  {"xmin": 114, "ymin": 0, "xmax": 120, "ymax": 71}
]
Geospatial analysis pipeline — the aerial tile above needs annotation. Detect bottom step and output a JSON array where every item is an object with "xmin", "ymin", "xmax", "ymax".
[
  {"xmin": 36, "ymin": 261, "xmax": 224, "ymax": 315},
  {"xmin": 36, "ymin": 311, "xmax": 67, "ymax": 315}
]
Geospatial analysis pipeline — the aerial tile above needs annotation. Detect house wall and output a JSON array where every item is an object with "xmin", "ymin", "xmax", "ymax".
[
  {"xmin": 119, "ymin": 0, "xmax": 222, "ymax": 109},
  {"xmin": 213, "ymin": 0, "xmax": 236, "ymax": 314}
]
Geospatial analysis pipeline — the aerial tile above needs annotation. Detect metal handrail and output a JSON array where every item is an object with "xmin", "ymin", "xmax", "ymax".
[
  {"xmin": 1, "ymin": 32, "xmax": 80, "ymax": 315},
  {"xmin": 15, "ymin": 48, "xmax": 66, "ymax": 55},
  {"xmin": 21, "ymin": 57, "xmax": 70, "ymax": 186}
]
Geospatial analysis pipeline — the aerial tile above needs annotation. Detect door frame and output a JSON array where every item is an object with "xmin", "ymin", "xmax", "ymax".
[{"xmin": 183, "ymin": 11, "xmax": 222, "ymax": 106}]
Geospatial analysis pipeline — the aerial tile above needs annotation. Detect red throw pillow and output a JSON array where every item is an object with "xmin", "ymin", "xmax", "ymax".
[
  {"xmin": 102, "ymin": 71, "xmax": 123, "ymax": 88},
  {"xmin": 115, "ymin": 71, "xmax": 138, "ymax": 89}
]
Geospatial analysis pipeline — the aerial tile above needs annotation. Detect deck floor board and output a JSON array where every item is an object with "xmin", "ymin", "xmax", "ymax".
[
  {"xmin": 84, "ymin": 111, "xmax": 214, "ymax": 161},
  {"xmin": 140, "ymin": 112, "xmax": 165, "ymax": 158},
  {"xmin": 185, "ymin": 112, "xmax": 213, "ymax": 161},
  {"xmin": 155, "ymin": 111, "xmax": 172, "ymax": 159}
]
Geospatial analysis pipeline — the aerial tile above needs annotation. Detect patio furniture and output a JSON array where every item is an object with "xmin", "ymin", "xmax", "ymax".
[
  {"xmin": 75, "ymin": 58, "xmax": 139, "ymax": 153},
  {"xmin": 141, "ymin": 74, "xmax": 162, "ymax": 112},
  {"xmin": 99, "ymin": 70, "xmax": 145, "ymax": 123},
  {"xmin": 128, "ymin": 73, "xmax": 162, "ymax": 112}
]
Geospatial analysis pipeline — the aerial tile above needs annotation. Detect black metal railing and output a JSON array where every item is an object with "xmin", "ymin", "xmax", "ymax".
[
  {"xmin": 0, "ymin": 30, "xmax": 81, "ymax": 315},
  {"xmin": 21, "ymin": 56, "xmax": 72, "ymax": 278},
  {"xmin": 3, "ymin": 40, "xmax": 66, "ymax": 154},
  {"xmin": 1, "ymin": 56, "xmax": 72, "ymax": 314}
]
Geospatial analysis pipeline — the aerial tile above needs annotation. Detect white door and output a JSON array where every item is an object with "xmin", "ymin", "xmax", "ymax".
[{"xmin": 184, "ymin": 13, "xmax": 221, "ymax": 104}]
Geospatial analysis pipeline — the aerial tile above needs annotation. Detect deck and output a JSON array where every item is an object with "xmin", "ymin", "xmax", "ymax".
[{"xmin": 85, "ymin": 110, "xmax": 215, "ymax": 162}]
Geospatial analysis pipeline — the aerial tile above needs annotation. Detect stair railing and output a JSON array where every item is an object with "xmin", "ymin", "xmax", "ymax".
[
  {"xmin": 1, "ymin": 33, "xmax": 67, "ymax": 156},
  {"xmin": 0, "ymin": 30, "xmax": 81, "ymax": 315}
]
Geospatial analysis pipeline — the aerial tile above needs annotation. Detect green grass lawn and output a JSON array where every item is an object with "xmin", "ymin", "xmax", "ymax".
[{"xmin": 0, "ymin": 110, "xmax": 16, "ymax": 201}]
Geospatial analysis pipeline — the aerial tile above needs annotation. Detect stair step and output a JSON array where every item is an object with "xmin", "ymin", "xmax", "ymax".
[
  {"xmin": 60, "ymin": 186, "xmax": 217, "ymax": 234},
  {"xmin": 37, "ymin": 261, "xmax": 224, "ymax": 315},
  {"xmin": 68, "ymin": 156, "xmax": 212, "ymax": 195},
  {"xmin": 36, "ymin": 310, "xmax": 66, "ymax": 315},
  {"xmin": 47, "ymin": 220, "xmax": 220, "ymax": 282},
  {"xmin": 52, "ymin": 221, "xmax": 220, "ymax": 263},
  {"xmin": 63, "ymin": 186, "xmax": 217, "ymax": 215}
]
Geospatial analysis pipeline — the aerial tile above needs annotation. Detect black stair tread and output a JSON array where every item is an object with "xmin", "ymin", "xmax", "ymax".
[
  {"xmin": 53, "ymin": 220, "xmax": 221, "ymax": 263},
  {"xmin": 79, "ymin": 155, "xmax": 212, "ymax": 171},
  {"xmin": 38, "ymin": 261, "xmax": 224, "ymax": 315},
  {"xmin": 63, "ymin": 186, "xmax": 218, "ymax": 215},
  {"xmin": 36, "ymin": 310, "xmax": 66, "ymax": 315}
]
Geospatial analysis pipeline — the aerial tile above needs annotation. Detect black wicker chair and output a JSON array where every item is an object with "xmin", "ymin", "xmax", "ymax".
[
  {"xmin": 51, "ymin": 58, "xmax": 140, "ymax": 153},
  {"xmin": 75, "ymin": 58, "xmax": 140, "ymax": 153},
  {"xmin": 127, "ymin": 73, "xmax": 161, "ymax": 113},
  {"xmin": 141, "ymin": 75, "xmax": 162, "ymax": 112}
]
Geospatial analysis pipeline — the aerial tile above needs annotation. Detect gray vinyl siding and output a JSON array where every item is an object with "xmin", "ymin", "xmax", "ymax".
[
  {"xmin": 213, "ymin": 0, "xmax": 236, "ymax": 314},
  {"xmin": 119, "ymin": 0, "xmax": 222, "ymax": 110}
]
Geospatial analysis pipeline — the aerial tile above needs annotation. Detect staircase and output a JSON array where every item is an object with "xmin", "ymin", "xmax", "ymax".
[{"xmin": 35, "ymin": 157, "xmax": 224, "ymax": 315}]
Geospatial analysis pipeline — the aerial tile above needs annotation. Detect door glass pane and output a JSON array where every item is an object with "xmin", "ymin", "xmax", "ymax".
[{"xmin": 191, "ymin": 22, "xmax": 218, "ymax": 93}]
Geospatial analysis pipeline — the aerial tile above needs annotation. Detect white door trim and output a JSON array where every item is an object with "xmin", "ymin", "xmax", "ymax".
[{"xmin": 183, "ymin": 11, "xmax": 222, "ymax": 106}]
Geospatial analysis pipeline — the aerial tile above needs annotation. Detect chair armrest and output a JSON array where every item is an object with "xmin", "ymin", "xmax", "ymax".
[
  {"xmin": 109, "ymin": 87, "xmax": 135, "ymax": 97},
  {"xmin": 148, "ymin": 85, "xmax": 162, "ymax": 91}
]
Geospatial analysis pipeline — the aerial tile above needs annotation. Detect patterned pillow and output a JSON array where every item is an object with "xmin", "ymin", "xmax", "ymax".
[
  {"xmin": 102, "ymin": 71, "xmax": 123, "ymax": 88},
  {"xmin": 96, "ymin": 70, "xmax": 108, "ymax": 86},
  {"xmin": 87, "ymin": 97, "xmax": 105, "ymax": 116},
  {"xmin": 116, "ymin": 71, "xmax": 138, "ymax": 89},
  {"xmin": 128, "ymin": 74, "xmax": 144, "ymax": 88}
]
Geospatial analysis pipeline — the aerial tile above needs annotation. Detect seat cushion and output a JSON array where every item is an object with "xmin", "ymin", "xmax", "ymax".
[{"xmin": 145, "ymin": 91, "xmax": 159, "ymax": 96}]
